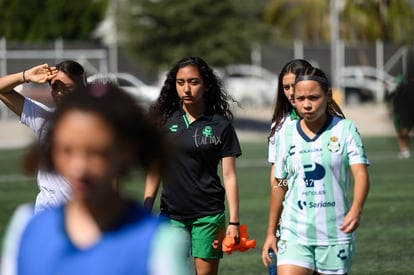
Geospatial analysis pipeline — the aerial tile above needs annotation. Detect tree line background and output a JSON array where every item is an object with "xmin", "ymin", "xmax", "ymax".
[{"xmin": 0, "ymin": 0, "xmax": 413, "ymax": 75}]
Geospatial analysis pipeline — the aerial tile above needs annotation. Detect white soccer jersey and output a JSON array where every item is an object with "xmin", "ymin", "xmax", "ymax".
[
  {"xmin": 20, "ymin": 98, "xmax": 71, "ymax": 213},
  {"xmin": 274, "ymin": 116, "xmax": 369, "ymax": 245},
  {"xmin": 268, "ymin": 111, "xmax": 298, "ymax": 163}
]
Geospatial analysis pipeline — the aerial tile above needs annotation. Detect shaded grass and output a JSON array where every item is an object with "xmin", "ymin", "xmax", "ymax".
[{"xmin": 0, "ymin": 137, "xmax": 413, "ymax": 274}]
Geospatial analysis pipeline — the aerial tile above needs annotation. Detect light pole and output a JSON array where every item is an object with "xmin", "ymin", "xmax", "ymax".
[
  {"xmin": 330, "ymin": 0, "xmax": 339, "ymax": 89},
  {"xmin": 109, "ymin": 0, "xmax": 118, "ymax": 74}
]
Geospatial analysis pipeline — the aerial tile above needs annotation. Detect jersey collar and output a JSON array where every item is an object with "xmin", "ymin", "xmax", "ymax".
[
  {"xmin": 290, "ymin": 109, "xmax": 299, "ymax": 120},
  {"xmin": 296, "ymin": 114, "xmax": 333, "ymax": 142},
  {"xmin": 177, "ymin": 106, "xmax": 213, "ymax": 126}
]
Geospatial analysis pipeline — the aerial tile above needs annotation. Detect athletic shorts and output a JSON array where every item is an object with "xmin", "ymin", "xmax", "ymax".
[
  {"xmin": 393, "ymin": 111, "xmax": 414, "ymax": 131},
  {"xmin": 393, "ymin": 89, "xmax": 414, "ymax": 130},
  {"xmin": 277, "ymin": 239, "xmax": 354, "ymax": 274},
  {"xmin": 169, "ymin": 212, "xmax": 226, "ymax": 259}
]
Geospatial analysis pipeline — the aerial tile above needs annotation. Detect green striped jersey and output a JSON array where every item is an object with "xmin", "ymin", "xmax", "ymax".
[{"xmin": 274, "ymin": 116, "xmax": 369, "ymax": 245}]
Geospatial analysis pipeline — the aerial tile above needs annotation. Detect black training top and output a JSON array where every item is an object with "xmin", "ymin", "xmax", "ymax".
[{"xmin": 160, "ymin": 109, "xmax": 242, "ymax": 220}]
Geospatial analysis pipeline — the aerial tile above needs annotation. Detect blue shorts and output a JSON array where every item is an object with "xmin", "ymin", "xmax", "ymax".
[{"xmin": 277, "ymin": 239, "xmax": 354, "ymax": 274}]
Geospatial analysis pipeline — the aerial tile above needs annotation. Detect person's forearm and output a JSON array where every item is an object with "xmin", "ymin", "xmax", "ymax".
[
  {"xmin": 351, "ymin": 164, "xmax": 370, "ymax": 214},
  {"xmin": 266, "ymin": 188, "xmax": 279, "ymax": 235},
  {"xmin": 222, "ymin": 157, "xmax": 240, "ymax": 222},
  {"xmin": 266, "ymin": 165, "xmax": 278, "ymax": 235},
  {"xmin": 143, "ymin": 163, "xmax": 161, "ymax": 211},
  {"xmin": 225, "ymin": 180, "xmax": 240, "ymax": 223},
  {"xmin": 223, "ymin": 171, "xmax": 239, "ymax": 222},
  {"xmin": 0, "ymin": 72, "xmax": 25, "ymax": 94},
  {"xmin": 266, "ymin": 177, "xmax": 286, "ymax": 235},
  {"xmin": 143, "ymin": 180, "xmax": 159, "ymax": 210}
]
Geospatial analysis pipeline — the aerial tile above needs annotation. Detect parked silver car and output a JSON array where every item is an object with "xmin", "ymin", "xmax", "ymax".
[
  {"xmin": 221, "ymin": 64, "xmax": 278, "ymax": 108},
  {"xmin": 337, "ymin": 66, "xmax": 398, "ymax": 104},
  {"xmin": 87, "ymin": 73, "xmax": 160, "ymax": 106}
]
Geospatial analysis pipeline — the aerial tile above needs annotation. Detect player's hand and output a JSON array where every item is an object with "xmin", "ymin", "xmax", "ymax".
[
  {"xmin": 25, "ymin": 64, "xmax": 58, "ymax": 84},
  {"xmin": 340, "ymin": 208, "xmax": 361, "ymax": 233},
  {"xmin": 226, "ymin": 224, "xmax": 240, "ymax": 243},
  {"xmin": 261, "ymin": 234, "xmax": 277, "ymax": 267}
]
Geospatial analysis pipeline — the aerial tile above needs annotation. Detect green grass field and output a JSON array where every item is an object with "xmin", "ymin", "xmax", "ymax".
[{"xmin": 0, "ymin": 137, "xmax": 413, "ymax": 274}]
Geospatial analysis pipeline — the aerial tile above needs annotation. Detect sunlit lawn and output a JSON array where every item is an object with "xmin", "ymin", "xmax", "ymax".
[{"xmin": 0, "ymin": 137, "xmax": 413, "ymax": 274}]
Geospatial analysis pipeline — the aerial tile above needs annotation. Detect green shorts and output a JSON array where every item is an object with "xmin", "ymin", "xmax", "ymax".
[
  {"xmin": 277, "ymin": 240, "xmax": 354, "ymax": 274},
  {"xmin": 392, "ymin": 90, "xmax": 414, "ymax": 130},
  {"xmin": 393, "ymin": 112, "xmax": 414, "ymax": 131},
  {"xmin": 170, "ymin": 212, "xmax": 226, "ymax": 259}
]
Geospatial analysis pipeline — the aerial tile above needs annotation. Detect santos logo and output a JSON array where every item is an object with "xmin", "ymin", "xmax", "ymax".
[{"xmin": 298, "ymin": 200, "xmax": 335, "ymax": 210}]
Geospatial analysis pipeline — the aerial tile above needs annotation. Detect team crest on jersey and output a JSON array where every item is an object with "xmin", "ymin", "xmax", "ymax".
[
  {"xmin": 327, "ymin": 136, "xmax": 340, "ymax": 152},
  {"xmin": 202, "ymin": 126, "xmax": 213, "ymax": 137}
]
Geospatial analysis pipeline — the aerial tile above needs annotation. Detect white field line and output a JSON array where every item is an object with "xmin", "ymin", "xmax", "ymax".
[{"xmin": 0, "ymin": 174, "xmax": 34, "ymax": 183}]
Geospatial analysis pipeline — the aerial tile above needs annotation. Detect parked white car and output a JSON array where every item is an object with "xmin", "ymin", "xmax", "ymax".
[
  {"xmin": 87, "ymin": 73, "xmax": 160, "ymax": 106},
  {"xmin": 337, "ymin": 66, "xmax": 398, "ymax": 104},
  {"xmin": 221, "ymin": 64, "xmax": 278, "ymax": 108}
]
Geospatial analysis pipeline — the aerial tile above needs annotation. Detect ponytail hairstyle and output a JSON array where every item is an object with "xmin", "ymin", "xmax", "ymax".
[{"xmin": 294, "ymin": 67, "xmax": 345, "ymax": 119}]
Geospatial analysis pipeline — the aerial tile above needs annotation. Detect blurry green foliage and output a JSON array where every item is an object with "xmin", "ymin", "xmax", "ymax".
[
  {"xmin": 0, "ymin": 0, "xmax": 109, "ymax": 41},
  {"xmin": 117, "ymin": 0, "xmax": 271, "ymax": 71},
  {"xmin": 264, "ymin": 0, "xmax": 414, "ymax": 44}
]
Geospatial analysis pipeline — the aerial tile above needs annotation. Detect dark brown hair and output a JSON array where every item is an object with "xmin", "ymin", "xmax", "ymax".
[
  {"xmin": 295, "ymin": 67, "xmax": 345, "ymax": 119},
  {"xmin": 54, "ymin": 60, "xmax": 87, "ymax": 87},
  {"xmin": 269, "ymin": 59, "xmax": 313, "ymax": 140},
  {"xmin": 149, "ymin": 56, "xmax": 235, "ymax": 126}
]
